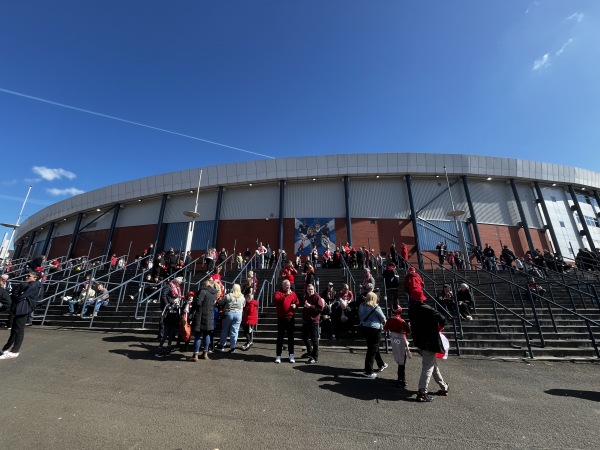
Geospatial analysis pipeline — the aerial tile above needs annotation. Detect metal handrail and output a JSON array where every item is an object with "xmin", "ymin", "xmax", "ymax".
[{"xmin": 420, "ymin": 251, "xmax": 600, "ymax": 357}]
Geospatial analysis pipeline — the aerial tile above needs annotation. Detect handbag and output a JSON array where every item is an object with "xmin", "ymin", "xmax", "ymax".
[
  {"xmin": 179, "ymin": 315, "xmax": 191, "ymax": 341},
  {"xmin": 436, "ymin": 333, "xmax": 449, "ymax": 359}
]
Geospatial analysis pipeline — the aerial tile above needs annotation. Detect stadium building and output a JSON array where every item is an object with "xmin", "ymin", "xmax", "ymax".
[{"xmin": 12, "ymin": 153, "xmax": 600, "ymax": 264}]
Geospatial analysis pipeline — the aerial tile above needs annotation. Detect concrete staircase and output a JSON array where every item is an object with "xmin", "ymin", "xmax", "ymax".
[{"xmin": 3, "ymin": 264, "xmax": 599, "ymax": 360}]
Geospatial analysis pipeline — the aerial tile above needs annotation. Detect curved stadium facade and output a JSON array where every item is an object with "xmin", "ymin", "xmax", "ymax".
[{"xmin": 12, "ymin": 153, "xmax": 600, "ymax": 264}]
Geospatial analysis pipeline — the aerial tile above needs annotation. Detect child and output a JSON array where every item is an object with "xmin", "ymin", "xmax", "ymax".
[
  {"xmin": 155, "ymin": 296, "xmax": 181, "ymax": 357},
  {"xmin": 383, "ymin": 305, "xmax": 412, "ymax": 388},
  {"xmin": 241, "ymin": 289, "xmax": 258, "ymax": 350}
]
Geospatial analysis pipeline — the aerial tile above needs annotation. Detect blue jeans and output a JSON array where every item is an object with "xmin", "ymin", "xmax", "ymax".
[
  {"xmin": 193, "ymin": 330, "xmax": 211, "ymax": 354},
  {"xmin": 68, "ymin": 300, "xmax": 82, "ymax": 314},
  {"xmin": 81, "ymin": 300, "xmax": 109, "ymax": 316},
  {"xmin": 220, "ymin": 312, "xmax": 242, "ymax": 349}
]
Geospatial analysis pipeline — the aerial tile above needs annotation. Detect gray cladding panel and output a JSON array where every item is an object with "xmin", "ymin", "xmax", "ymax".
[
  {"xmin": 469, "ymin": 180, "xmax": 517, "ymax": 225},
  {"xmin": 284, "ymin": 180, "xmax": 345, "ymax": 217},
  {"xmin": 52, "ymin": 218, "xmax": 78, "ymax": 238},
  {"xmin": 117, "ymin": 198, "xmax": 164, "ymax": 227},
  {"xmin": 412, "ymin": 178, "xmax": 468, "ymax": 221},
  {"xmin": 515, "ymin": 183, "xmax": 542, "ymax": 228},
  {"xmin": 221, "ymin": 184, "xmax": 279, "ymax": 220},
  {"xmin": 349, "ymin": 178, "xmax": 410, "ymax": 218},
  {"xmin": 163, "ymin": 191, "xmax": 218, "ymax": 223},
  {"xmin": 80, "ymin": 212, "xmax": 114, "ymax": 232}
]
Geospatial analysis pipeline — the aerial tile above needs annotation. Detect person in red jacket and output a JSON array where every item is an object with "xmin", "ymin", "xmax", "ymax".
[
  {"xmin": 273, "ymin": 279, "xmax": 300, "ymax": 363},
  {"xmin": 404, "ymin": 266, "xmax": 427, "ymax": 305},
  {"xmin": 241, "ymin": 290, "xmax": 259, "ymax": 350},
  {"xmin": 399, "ymin": 243, "xmax": 409, "ymax": 271},
  {"xmin": 280, "ymin": 260, "xmax": 298, "ymax": 291},
  {"xmin": 383, "ymin": 305, "xmax": 412, "ymax": 388},
  {"xmin": 301, "ymin": 284, "xmax": 325, "ymax": 364}
]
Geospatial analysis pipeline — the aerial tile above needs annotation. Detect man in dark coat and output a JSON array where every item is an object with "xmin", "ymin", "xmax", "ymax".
[
  {"xmin": 190, "ymin": 279, "xmax": 218, "ymax": 361},
  {"xmin": 408, "ymin": 296, "xmax": 449, "ymax": 403},
  {"xmin": 1, "ymin": 271, "xmax": 43, "ymax": 360}
]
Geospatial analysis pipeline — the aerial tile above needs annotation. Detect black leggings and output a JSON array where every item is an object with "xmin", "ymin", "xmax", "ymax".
[{"xmin": 3, "ymin": 314, "xmax": 28, "ymax": 353}]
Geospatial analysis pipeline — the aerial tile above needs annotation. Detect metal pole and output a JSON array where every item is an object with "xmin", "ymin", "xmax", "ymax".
[
  {"xmin": 444, "ymin": 167, "xmax": 470, "ymax": 269},
  {"xmin": 2, "ymin": 185, "xmax": 32, "ymax": 260}
]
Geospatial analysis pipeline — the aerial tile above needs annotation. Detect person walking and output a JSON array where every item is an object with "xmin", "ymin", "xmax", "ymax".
[
  {"xmin": 358, "ymin": 291, "xmax": 387, "ymax": 378},
  {"xmin": 216, "ymin": 284, "xmax": 246, "ymax": 353},
  {"xmin": 408, "ymin": 294, "xmax": 449, "ymax": 403},
  {"xmin": 1, "ymin": 271, "xmax": 43, "ymax": 360},
  {"xmin": 384, "ymin": 305, "xmax": 412, "ymax": 388}
]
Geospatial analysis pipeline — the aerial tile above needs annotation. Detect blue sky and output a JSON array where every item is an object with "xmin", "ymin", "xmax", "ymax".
[{"xmin": 1, "ymin": 1, "xmax": 599, "ymax": 246}]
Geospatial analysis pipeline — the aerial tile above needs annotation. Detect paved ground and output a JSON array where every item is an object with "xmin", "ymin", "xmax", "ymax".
[{"xmin": 1, "ymin": 327, "xmax": 599, "ymax": 450}]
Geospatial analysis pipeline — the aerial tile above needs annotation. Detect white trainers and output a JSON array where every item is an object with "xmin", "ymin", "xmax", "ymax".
[
  {"xmin": 0, "ymin": 351, "xmax": 19, "ymax": 360},
  {"xmin": 274, "ymin": 356, "xmax": 281, "ymax": 364},
  {"xmin": 289, "ymin": 354, "xmax": 295, "ymax": 364},
  {"xmin": 376, "ymin": 363, "xmax": 389, "ymax": 372},
  {"xmin": 361, "ymin": 372, "xmax": 377, "ymax": 379}
]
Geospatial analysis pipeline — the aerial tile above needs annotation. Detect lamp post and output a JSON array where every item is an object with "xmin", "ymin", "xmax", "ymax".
[
  {"xmin": 0, "ymin": 185, "xmax": 32, "ymax": 260},
  {"xmin": 183, "ymin": 170, "xmax": 202, "ymax": 255},
  {"xmin": 443, "ymin": 167, "xmax": 470, "ymax": 270}
]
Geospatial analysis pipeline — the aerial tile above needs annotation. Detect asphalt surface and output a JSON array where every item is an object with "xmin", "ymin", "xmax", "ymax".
[{"xmin": 1, "ymin": 327, "xmax": 598, "ymax": 450}]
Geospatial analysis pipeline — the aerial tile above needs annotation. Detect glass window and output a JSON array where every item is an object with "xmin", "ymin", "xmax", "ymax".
[
  {"xmin": 591, "ymin": 198, "xmax": 599, "ymax": 207},
  {"xmin": 576, "ymin": 194, "xmax": 587, "ymax": 203},
  {"xmin": 584, "ymin": 216, "xmax": 597, "ymax": 227},
  {"xmin": 550, "ymin": 196, "xmax": 557, "ymax": 202},
  {"xmin": 559, "ymin": 221, "xmax": 565, "ymax": 227}
]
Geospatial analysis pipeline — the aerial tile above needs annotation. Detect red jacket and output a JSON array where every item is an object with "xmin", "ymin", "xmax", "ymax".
[
  {"xmin": 404, "ymin": 271, "xmax": 426, "ymax": 302},
  {"xmin": 242, "ymin": 299, "xmax": 259, "ymax": 325},
  {"xmin": 400, "ymin": 244, "xmax": 409, "ymax": 260},
  {"xmin": 274, "ymin": 290, "xmax": 300, "ymax": 319},
  {"xmin": 281, "ymin": 267, "xmax": 298, "ymax": 284}
]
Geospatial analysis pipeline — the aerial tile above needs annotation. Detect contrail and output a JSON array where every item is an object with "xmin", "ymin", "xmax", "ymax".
[{"xmin": 0, "ymin": 87, "xmax": 275, "ymax": 159}]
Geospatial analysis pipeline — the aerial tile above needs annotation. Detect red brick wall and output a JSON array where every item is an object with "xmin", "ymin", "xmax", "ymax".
[
  {"xmin": 478, "ymin": 224, "xmax": 551, "ymax": 257},
  {"xmin": 349, "ymin": 218, "xmax": 416, "ymax": 257},
  {"xmin": 217, "ymin": 219, "xmax": 280, "ymax": 257},
  {"xmin": 111, "ymin": 225, "xmax": 157, "ymax": 258},
  {"xmin": 48, "ymin": 235, "xmax": 71, "ymax": 259},
  {"xmin": 72, "ymin": 230, "xmax": 109, "ymax": 259}
]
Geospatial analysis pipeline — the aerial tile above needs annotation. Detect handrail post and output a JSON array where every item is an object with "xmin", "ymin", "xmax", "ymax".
[
  {"xmin": 526, "ymin": 289, "xmax": 545, "ymax": 347},
  {"xmin": 585, "ymin": 319, "xmax": 600, "ymax": 358}
]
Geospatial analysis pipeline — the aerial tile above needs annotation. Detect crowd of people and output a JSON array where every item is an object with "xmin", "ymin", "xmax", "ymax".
[{"xmin": 6, "ymin": 235, "xmax": 599, "ymax": 402}]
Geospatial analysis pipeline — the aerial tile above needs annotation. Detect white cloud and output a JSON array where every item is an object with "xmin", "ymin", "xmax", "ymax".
[
  {"xmin": 566, "ymin": 12, "xmax": 584, "ymax": 23},
  {"xmin": 32, "ymin": 166, "xmax": 76, "ymax": 181},
  {"xmin": 532, "ymin": 53, "xmax": 550, "ymax": 71},
  {"xmin": 556, "ymin": 38, "xmax": 573, "ymax": 56},
  {"xmin": 525, "ymin": 1, "xmax": 540, "ymax": 14},
  {"xmin": 1, "ymin": 179, "xmax": 18, "ymax": 186},
  {"xmin": 46, "ymin": 187, "xmax": 85, "ymax": 196}
]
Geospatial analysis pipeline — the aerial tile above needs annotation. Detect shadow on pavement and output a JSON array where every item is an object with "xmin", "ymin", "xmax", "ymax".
[
  {"xmin": 545, "ymin": 388, "xmax": 600, "ymax": 402},
  {"xmin": 102, "ymin": 334, "xmax": 157, "ymax": 343},
  {"xmin": 294, "ymin": 363, "xmax": 416, "ymax": 402}
]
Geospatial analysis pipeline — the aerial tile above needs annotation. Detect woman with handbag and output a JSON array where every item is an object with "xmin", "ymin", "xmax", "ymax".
[{"xmin": 358, "ymin": 291, "xmax": 387, "ymax": 378}]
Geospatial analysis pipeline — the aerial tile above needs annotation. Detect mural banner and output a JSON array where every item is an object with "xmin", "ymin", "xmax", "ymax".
[{"xmin": 294, "ymin": 218, "xmax": 335, "ymax": 256}]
